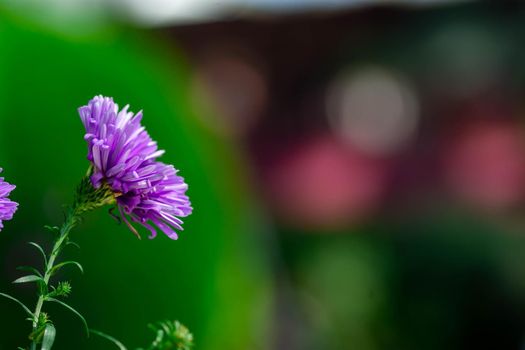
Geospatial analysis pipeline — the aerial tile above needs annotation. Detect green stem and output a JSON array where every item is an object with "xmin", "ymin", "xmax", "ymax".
[
  {"xmin": 26, "ymin": 172, "xmax": 114, "ymax": 349},
  {"xmin": 29, "ymin": 208, "xmax": 80, "ymax": 349}
]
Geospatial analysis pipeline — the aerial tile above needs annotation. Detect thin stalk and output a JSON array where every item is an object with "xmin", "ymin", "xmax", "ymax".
[
  {"xmin": 29, "ymin": 208, "xmax": 79, "ymax": 349},
  {"xmin": 27, "ymin": 172, "xmax": 113, "ymax": 349}
]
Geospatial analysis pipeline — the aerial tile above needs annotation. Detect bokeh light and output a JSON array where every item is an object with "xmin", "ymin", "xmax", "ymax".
[
  {"xmin": 442, "ymin": 119, "xmax": 525, "ymax": 211},
  {"xmin": 326, "ymin": 66, "xmax": 419, "ymax": 156},
  {"xmin": 191, "ymin": 51, "xmax": 268, "ymax": 138},
  {"xmin": 266, "ymin": 135, "xmax": 387, "ymax": 229}
]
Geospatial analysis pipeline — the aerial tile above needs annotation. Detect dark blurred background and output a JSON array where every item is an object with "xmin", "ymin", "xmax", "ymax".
[{"xmin": 2, "ymin": 0, "xmax": 525, "ymax": 349}]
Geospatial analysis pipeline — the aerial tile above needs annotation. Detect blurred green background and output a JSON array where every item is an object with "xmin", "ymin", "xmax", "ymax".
[
  {"xmin": 0, "ymin": 7, "xmax": 271, "ymax": 350},
  {"xmin": 2, "ymin": 1, "xmax": 525, "ymax": 349}
]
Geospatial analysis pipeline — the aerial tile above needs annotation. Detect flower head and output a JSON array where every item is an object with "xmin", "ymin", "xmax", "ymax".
[
  {"xmin": 79, "ymin": 95, "xmax": 192, "ymax": 239},
  {"xmin": 0, "ymin": 168, "xmax": 18, "ymax": 231},
  {"xmin": 117, "ymin": 162, "xmax": 192, "ymax": 240},
  {"xmin": 79, "ymin": 95, "xmax": 165, "ymax": 193}
]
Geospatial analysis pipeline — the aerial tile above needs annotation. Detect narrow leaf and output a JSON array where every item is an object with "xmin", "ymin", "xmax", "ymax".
[
  {"xmin": 44, "ymin": 225, "xmax": 60, "ymax": 233},
  {"xmin": 66, "ymin": 241, "xmax": 80, "ymax": 250},
  {"xmin": 17, "ymin": 266, "xmax": 43, "ymax": 278},
  {"xmin": 0, "ymin": 292, "xmax": 34, "ymax": 317},
  {"xmin": 13, "ymin": 275, "xmax": 44, "ymax": 284},
  {"xmin": 51, "ymin": 261, "xmax": 84, "ymax": 275},
  {"xmin": 28, "ymin": 242, "xmax": 48, "ymax": 266},
  {"xmin": 46, "ymin": 297, "xmax": 89, "ymax": 336},
  {"xmin": 91, "ymin": 329, "xmax": 127, "ymax": 350},
  {"xmin": 41, "ymin": 324, "xmax": 56, "ymax": 350}
]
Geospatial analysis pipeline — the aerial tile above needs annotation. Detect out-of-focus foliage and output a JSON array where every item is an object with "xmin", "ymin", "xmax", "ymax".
[{"xmin": 141, "ymin": 320, "xmax": 194, "ymax": 350}]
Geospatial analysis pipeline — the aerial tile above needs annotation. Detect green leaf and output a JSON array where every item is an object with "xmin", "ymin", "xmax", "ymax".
[
  {"xmin": 29, "ymin": 323, "xmax": 47, "ymax": 343},
  {"xmin": 44, "ymin": 225, "xmax": 60, "ymax": 233},
  {"xmin": 50, "ymin": 261, "xmax": 83, "ymax": 275},
  {"xmin": 41, "ymin": 324, "xmax": 56, "ymax": 350},
  {"xmin": 66, "ymin": 241, "xmax": 80, "ymax": 250},
  {"xmin": 17, "ymin": 266, "xmax": 43, "ymax": 278},
  {"xmin": 28, "ymin": 242, "xmax": 48, "ymax": 267},
  {"xmin": 13, "ymin": 275, "xmax": 45, "ymax": 284},
  {"xmin": 90, "ymin": 329, "xmax": 127, "ymax": 350},
  {"xmin": 46, "ymin": 297, "xmax": 89, "ymax": 336},
  {"xmin": 0, "ymin": 292, "xmax": 34, "ymax": 317}
]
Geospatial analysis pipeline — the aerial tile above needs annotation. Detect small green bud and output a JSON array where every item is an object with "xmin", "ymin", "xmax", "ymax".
[
  {"xmin": 47, "ymin": 281, "xmax": 72, "ymax": 299},
  {"xmin": 55, "ymin": 281, "xmax": 72, "ymax": 297},
  {"xmin": 38, "ymin": 312, "xmax": 50, "ymax": 326},
  {"xmin": 172, "ymin": 321, "xmax": 193, "ymax": 350},
  {"xmin": 146, "ymin": 320, "xmax": 193, "ymax": 350}
]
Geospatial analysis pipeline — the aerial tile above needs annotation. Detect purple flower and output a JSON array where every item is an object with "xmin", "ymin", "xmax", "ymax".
[
  {"xmin": 0, "ymin": 168, "xmax": 18, "ymax": 231},
  {"xmin": 117, "ymin": 162, "xmax": 192, "ymax": 240},
  {"xmin": 79, "ymin": 95, "xmax": 192, "ymax": 239},
  {"xmin": 79, "ymin": 95, "xmax": 165, "ymax": 193}
]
